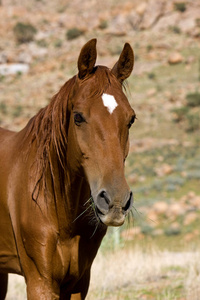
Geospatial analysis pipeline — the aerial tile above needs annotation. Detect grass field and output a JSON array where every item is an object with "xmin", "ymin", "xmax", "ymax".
[{"xmin": 6, "ymin": 244, "xmax": 200, "ymax": 300}]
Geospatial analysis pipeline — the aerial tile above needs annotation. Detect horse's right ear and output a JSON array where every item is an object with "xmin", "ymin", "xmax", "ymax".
[
  {"xmin": 78, "ymin": 39, "xmax": 97, "ymax": 80},
  {"xmin": 111, "ymin": 43, "xmax": 134, "ymax": 83}
]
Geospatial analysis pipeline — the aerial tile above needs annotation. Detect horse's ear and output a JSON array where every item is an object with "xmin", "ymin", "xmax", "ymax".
[
  {"xmin": 78, "ymin": 39, "xmax": 97, "ymax": 80},
  {"xmin": 111, "ymin": 43, "xmax": 134, "ymax": 83}
]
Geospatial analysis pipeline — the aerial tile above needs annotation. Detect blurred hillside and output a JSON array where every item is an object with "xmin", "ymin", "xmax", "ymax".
[
  {"xmin": 0, "ymin": 0, "xmax": 200, "ymax": 245},
  {"xmin": 1, "ymin": 1, "xmax": 200, "ymax": 299}
]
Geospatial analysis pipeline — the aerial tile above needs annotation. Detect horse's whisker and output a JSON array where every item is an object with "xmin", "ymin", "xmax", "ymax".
[
  {"xmin": 83, "ymin": 196, "xmax": 93, "ymax": 206},
  {"xmin": 90, "ymin": 220, "xmax": 100, "ymax": 239},
  {"xmin": 73, "ymin": 204, "xmax": 93, "ymax": 223}
]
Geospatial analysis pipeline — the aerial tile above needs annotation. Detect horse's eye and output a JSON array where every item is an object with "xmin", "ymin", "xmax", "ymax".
[
  {"xmin": 128, "ymin": 115, "xmax": 136, "ymax": 129},
  {"xmin": 74, "ymin": 113, "xmax": 85, "ymax": 126}
]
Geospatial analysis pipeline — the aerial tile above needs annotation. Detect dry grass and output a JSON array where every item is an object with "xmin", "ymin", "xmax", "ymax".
[
  {"xmin": 6, "ymin": 247, "xmax": 200, "ymax": 299},
  {"xmin": 6, "ymin": 274, "xmax": 26, "ymax": 300}
]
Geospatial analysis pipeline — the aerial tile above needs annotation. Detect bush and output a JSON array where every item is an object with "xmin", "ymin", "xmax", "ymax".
[
  {"xmin": 186, "ymin": 170, "xmax": 200, "ymax": 180},
  {"xmin": 172, "ymin": 106, "xmax": 189, "ymax": 122},
  {"xmin": 66, "ymin": 28, "xmax": 84, "ymax": 40},
  {"xmin": 174, "ymin": 2, "xmax": 186, "ymax": 12},
  {"xmin": 12, "ymin": 105, "xmax": 23, "ymax": 117},
  {"xmin": 186, "ymin": 92, "xmax": 200, "ymax": 107},
  {"xmin": 169, "ymin": 25, "xmax": 181, "ymax": 34},
  {"xmin": 0, "ymin": 102, "xmax": 7, "ymax": 114},
  {"xmin": 186, "ymin": 112, "xmax": 200, "ymax": 132},
  {"xmin": 99, "ymin": 20, "xmax": 108, "ymax": 30},
  {"xmin": 148, "ymin": 72, "xmax": 156, "ymax": 80},
  {"xmin": 13, "ymin": 22, "xmax": 37, "ymax": 43},
  {"xmin": 141, "ymin": 224, "xmax": 153, "ymax": 235},
  {"xmin": 36, "ymin": 39, "xmax": 48, "ymax": 47},
  {"xmin": 164, "ymin": 226, "xmax": 181, "ymax": 236},
  {"xmin": 54, "ymin": 39, "xmax": 62, "ymax": 48},
  {"xmin": 146, "ymin": 44, "xmax": 153, "ymax": 52}
]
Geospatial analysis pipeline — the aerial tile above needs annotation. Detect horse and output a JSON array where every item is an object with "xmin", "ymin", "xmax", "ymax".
[{"xmin": 0, "ymin": 39, "xmax": 136, "ymax": 299}]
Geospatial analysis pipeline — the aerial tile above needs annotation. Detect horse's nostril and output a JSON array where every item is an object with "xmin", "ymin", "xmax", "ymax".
[
  {"xmin": 96, "ymin": 190, "xmax": 110, "ymax": 214},
  {"xmin": 123, "ymin": 191, "xmax": 133, "ymax": 212},
  {"xmin": 99, "ymin": 191, "xmax": 110, "ymax": 205}
]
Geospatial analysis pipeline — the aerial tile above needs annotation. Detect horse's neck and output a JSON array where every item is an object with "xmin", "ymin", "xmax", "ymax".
[{"xmin": 46, "ymin": 154, "xmax": 91, "ymax": 237}]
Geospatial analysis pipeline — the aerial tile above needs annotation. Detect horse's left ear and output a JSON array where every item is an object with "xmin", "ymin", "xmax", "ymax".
[
  {"xmin": 111, "ymin": 43, "xmax": 134, "ymax": 83},
  {"xmin": 78, "ymin": 39, "xmax": 97, "ymax": 80}
]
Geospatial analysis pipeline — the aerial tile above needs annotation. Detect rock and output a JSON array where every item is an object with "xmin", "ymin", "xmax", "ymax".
[
  {"xmin": 185, "ymin": 56, "xmax": 195, "ymax": 64},
  {"xmin": 18, "ymin": 52, "xmax": 33, "ymax": 64},
  {"xmin": 139, "ymin": 0, "xmax": 165, "ymax": 30},
  {"xmin": 128, "ymin": 11, "xmax": 142, "ymax": 30},
  {"xmin": 191, "ymin": 196, "xmax": 200, "ymax": 208},
  {"xmin": 178, "ymin": 17, "xmax": 196, "ymax": 34},
  {"xmin": 167, "ymin": 203, "xmax": 185, "ymax": 217},
  {"xmin": 108, "ymin": 14, "xmax": 131, "ymax": 36},
  {"xmin": 135, "ymin": 2, "xmax": 147, "ymax": 16},
  {"xmin": 0, "ymin": 63, "xmax": 29, "ymax": 75},
  {"xmin": 184, "ymin": 212, "xmax": 198, "ymax": 226},
  {"xmin": 165, "ymin": 222, "xmax": 181, "ymax": 235},
  {"xmin": 147, "ymin": 211, "xmax": 159, "ymax": 223},
  {"xmin": 0, "ymin": 52, "xmax": 7, "ymax": 64},
  {"xmin": 168, "ymin": 52, "xmax": 184, "ymax": 64},
  {"xmin": 171, "ymin": 222, "xmax": 181, "ymax": 230},
  {"xmin": 155, "ymin": 164, "xmax": 173, "ymax": 177},
  {"xmin": 28, "ymin": 43, "xmax": 48, "ymax": 59},
  {"xmin": 153, "ymin": 201, "xmax": 168, "ymax": 214},
  {"xmin": 153, "ymin": 12, "xmax": 180, "ymax": 32},
  {"xmin": 184, "ymin": 230, "xmax": 199, "ymax": 242},
  {"xmin": 147, "ymin": 88, "xmax": 157, "ymax": 97},
  {"xmin": 188, "ymin": 191, "xmax": 196, "ymax": 199}
]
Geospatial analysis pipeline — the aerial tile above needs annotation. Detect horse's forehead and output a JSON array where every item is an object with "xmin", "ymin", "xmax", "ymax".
[
  {"xmin": 101, "ymin": 93, "xmax": 118, "ymax": 114},
  {"xmin": 74, "ymin": 82, "xmax": 131, "ymax": 117}
]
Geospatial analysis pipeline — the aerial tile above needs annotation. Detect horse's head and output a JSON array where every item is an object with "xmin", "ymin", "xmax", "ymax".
[{"xmin": 67, "ymin": 39, "xmax": 136, "ymax": 227}]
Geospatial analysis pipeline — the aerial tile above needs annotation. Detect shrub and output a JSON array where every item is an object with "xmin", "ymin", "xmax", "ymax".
[
  {"xmin": 186, "ymin": 92, "xmax": 200, "ymax": 107},
  {"xmin": 186, "ymin": 170, "xmax": 200, "ymax": 180},
  {"xmin": 148, "ymin": 72, "xmax": 156, "ymax": 80},
  {"xmin": 13, "ymin": 22, "xmax": 37, "ymax": 43},
  {"xmin": 165, "ymin": 176, "xmax": 185, "ymax": 186},
  {"xmin": 196, "ymin": 18, "xmax": 200, "ymax": 27},
  {"xmin": 186, "ymin": 112, "xmax": 200, "ymax": 132},
  {"xmin": 164, "ymin": 226, "xmax": 181, "ymax": 236},
  {"xmin": 36, "ymin": 39, "xmax": 48, "ymax": 47},
  {"xmin": 66, "ymin": 28, "xmax": 84, "ymax": 40},
  {"xmin": 54, "ymin": 39, "xmax": 62, "ymax": 48},
  {"xmin": 141, "ymin": 224, "xmax": 153, "ymax": 235},
  {"xmin": 146, "ymin": 44, "xmax": 153, "ymax": 52},
  {"xmin": 174, "ymin": 2, "xmax": 186, "ymax": 12},
  {"xmin": 0, "ymin": 102, "xmax": 7, "ymax": 114},
  {"xmin": 172, "ymin": 106, "xmax": 189, "ymax": 122},
  {"xmin": 12, "ymin": 105, "xmax": 23, "ymax": 117},
  {"xmin": 99, "ymin": 20, "xmax": 108, "ymax": 30},
  {"xmin": 169, "ymin": 25, "xmax": 181, "ymax": 34}
]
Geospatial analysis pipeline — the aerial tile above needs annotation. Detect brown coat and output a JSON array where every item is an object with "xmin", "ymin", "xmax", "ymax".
[{"xmin": 0, "ymin": 39, "xmax": 135, "ymax": 299}]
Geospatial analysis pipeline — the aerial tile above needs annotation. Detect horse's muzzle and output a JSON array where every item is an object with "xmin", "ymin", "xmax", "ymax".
[{"xmin": 95, "ymin": 190, "xmax": 133, "ymax": 227}]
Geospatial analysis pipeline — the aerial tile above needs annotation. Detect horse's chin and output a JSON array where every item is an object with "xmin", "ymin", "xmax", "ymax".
[{"xmin": 96, "ymin": 209, "xmax": 125, "ymax": 227}]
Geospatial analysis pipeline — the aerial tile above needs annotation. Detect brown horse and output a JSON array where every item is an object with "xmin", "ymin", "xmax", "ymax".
[{"xmin": 0, "ymin": 39, "xmax": 135, "ymax": 299}]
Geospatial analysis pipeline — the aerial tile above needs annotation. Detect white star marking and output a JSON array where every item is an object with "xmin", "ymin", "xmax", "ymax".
[{"xmin": 102, "ymin": 93, "xmax": 118, "ymax": 114}]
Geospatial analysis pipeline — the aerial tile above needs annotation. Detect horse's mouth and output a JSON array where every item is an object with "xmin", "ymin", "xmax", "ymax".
[
  {"xmin": 90, "ymin": 191, "xmax": 133, "ymax": 227},
  {"xmin": 94, "ymin": 204, "xmax": 126, "ymax": 227}
]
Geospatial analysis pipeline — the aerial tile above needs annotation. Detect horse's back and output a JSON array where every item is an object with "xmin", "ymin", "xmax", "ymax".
[{"xmin": 0, "ymin": 127, "xmax": 22, "ymax": 274}]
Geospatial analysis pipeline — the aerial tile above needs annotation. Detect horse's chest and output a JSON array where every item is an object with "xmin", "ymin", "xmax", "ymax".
[{"xmin": 55, "ymin": 235, "xmax": 98, "ymax": 286}]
